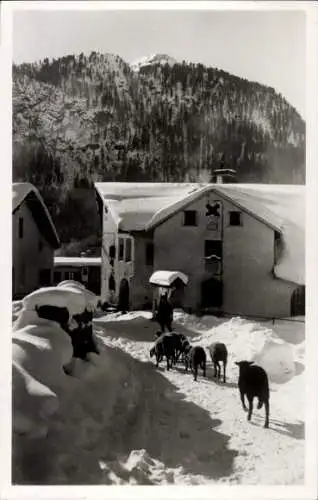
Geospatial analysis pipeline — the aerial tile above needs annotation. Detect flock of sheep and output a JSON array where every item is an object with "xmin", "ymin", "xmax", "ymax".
[
  {"xmin": 149, "ymin": 330, "xmax": 270, "ymax": 429},
  {"xmin": 14, "ymin": 283, "xmax": 270, "ymax": 430}
]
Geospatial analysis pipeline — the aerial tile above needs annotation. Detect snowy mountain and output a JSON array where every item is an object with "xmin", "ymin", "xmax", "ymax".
[
  {"xmin": 12, "ymin": 51, "xmax": 306, "ymax": 245},
  {"xmin": 130, "ymin": 53, "xmax": 178, "ymax": 72}
]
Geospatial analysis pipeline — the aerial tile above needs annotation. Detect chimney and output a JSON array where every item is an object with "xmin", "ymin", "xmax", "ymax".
[{"xmin": 211, "ymin": 168, "xmax": 237, "ymax": 184}]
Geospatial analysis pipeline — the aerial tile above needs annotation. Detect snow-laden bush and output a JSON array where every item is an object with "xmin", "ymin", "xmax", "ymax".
[
  {"xmin": 22, "ymin": 286, "xmax": 88, "ymax": 316},
  {"xmin": 253, "ymin": 340, "xmax": 295, "ymax": 384},
  {"xmin": 13, "ymin": 283, "xmax": 101, "ymax": 440}
]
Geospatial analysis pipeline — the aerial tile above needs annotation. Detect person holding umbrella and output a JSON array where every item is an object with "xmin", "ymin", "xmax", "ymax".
[{"xmin": 156, "ymin": 291, "xmax": 173, "ymax": 333}]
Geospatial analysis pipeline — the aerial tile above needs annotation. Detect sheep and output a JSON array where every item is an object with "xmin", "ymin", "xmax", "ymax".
[
  {"xmin": 149, "ymin": 334, "xmax": 177, "ymax": 370},
  {"xmin": 154, "ymin": 331, "xmax": 185, "ymax": 364},
  {"xmin": 208, "ymin": 342, "xmax": 228, "ymax": 383},
  {"xmin": 73, "ymin": 308, "xmax": 93, "ymax": 328},
  {"xmin": 179, "ymin": 338, "xmax": 191, "ymax": 363},
  {"xmin": 235, "ymin": 361, "xmax": 270, "ymax": 428},
  {"xmin": 184, "ymin": 345, "xmax": 206, "ymax": 381},
  {"xmin": 35, "ymin": 304, "xmax": 69, "ymax": 330}
]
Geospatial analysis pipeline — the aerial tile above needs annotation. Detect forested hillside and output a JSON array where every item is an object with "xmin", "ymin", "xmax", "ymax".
[{"xmin": 12, "ymin": 52, "xmax": 305, "ymax": 249}]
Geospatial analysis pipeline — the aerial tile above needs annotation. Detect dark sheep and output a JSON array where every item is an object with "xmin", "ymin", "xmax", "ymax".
[
  {"xmin": 179, "ymin": 338, "xmax": 191, "ymax": 363},
  {"xmin": 154, "ymin": 331, "xmax": 184, "ymax": 364},
  {"xmin": 73, "ymin": 308, "xmax": 93, "ymax": 328},
  {"xmin": 63, "ymin": 310, "xmax": 99, "ymax": 363},
  {"xmin": 235, "ymin": 361, "xmax": 270, "ymax": 428},
  {"xmin": 184, "ymin": 345, "xmax": 206, "ymax": 381},
  {"xmin": 67, "ymin": 323, "xmax": 100, "ymax": 362},
  {"xmin": 35, "ymin": 304, "xmax": 69, "ymax": 329},
  {"xmin": 149, "ymin": 334, "xmax": 177, "ymax": 370},
  {"xmin": 208, "ymin": 342, "xmax": 228, "ymax": 383},
  {"xmin": 156, "ymin": 293, "xmax": 173, "ymax": 332},
  {"xmin": 35, "ymin": 304, "xmax": 99, "ymax": 368}
]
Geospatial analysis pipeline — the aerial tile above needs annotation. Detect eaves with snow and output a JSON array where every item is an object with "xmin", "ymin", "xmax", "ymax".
[{"xmin": 94, "ymin": 182, "xmax": 305, "ymax": 287}]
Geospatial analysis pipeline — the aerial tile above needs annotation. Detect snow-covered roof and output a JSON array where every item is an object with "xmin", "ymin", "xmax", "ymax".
[
  {"xmin": 95, "ymin": 182, "xmax": 305, "ymax": 286},
  {"xmin": 95, "ymin": 182, "xmax": 208, "ymax": 231},
  {"xmin": 149, "ymin": 270, "xmax": 189, "ymax": 287},
  {"xmin": 54, "ymin": 256, "xmax": 101, "ymax": 267},
  {"xmin": 214, "ymin": 184, "xmax": 305, "ymax": 285},
  {"xmin": 12, "ymin": 182, "xmax": 60, "ymax": 249}
]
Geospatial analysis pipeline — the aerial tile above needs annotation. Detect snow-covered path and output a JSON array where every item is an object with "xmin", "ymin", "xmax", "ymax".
[
  {"xmin": 92, "ymin": 311, "xmax": 305, "ymax": 485},
  {"xmin": 12, "ymin": 309, "xmax": 305, "ymax": 485}
]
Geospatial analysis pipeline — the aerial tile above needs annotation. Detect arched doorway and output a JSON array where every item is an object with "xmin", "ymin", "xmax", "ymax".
[
  {"xmin": 169, "ymin": 277, "xmax": 186, "ymax": 308},
  {"xmin": 291, "ymin": 286, "xmax": 305, "ymax": 316},
  {"xmin": 201, "ymin": 277, "xmax": 223, "ymax": 309},
  {"xmin": 118, "ymin": 278, "xmax": 130, "ymax": 313}
]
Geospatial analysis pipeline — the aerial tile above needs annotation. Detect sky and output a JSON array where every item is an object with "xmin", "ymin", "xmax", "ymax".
[{"xmin": 12, "ymin": 8, "xmax": 306, "ymax": 118}]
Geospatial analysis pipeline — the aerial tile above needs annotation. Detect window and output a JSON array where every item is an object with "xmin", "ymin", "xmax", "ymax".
[
  {"xmin": 66, "ymin": 271, "xmax": 75, "ymax": 280},
  {"xmin": 229, "ymin": 211, "xmax": 242, "ymax": 226},
  {"xmin": 183, "ymin": 210, "xmax": 197, "ymax": 226},
  {"xmin": 19, "ymin": 217, "xmax": 23, "ymax": 239},
  {"xmin": 291, "ymin": 286, "xmax": 305, "ymax": 316},
  {"xmin": 274, "ymin": 231, "xmax": 283, "ymax": 265},
  {"xmin": 118, "ymin": 238, "xmax": 124, "ymax": 260},
  {"xmin": 204, "ymin": 240, "xmax": 222, "ymax": 274},
  {"xmin": 108, "ymin": 273, "xmax": 116, "ymax": 291},
  {"xmin": 81, "ymin": 267, "xmax": 88, "ymax": 282},
  {"xmin": 109, "ymin": 244, "xmax": 116, "ymax": 259},
  {"xmin": 125, "ymin": 239, "xmax": 132, "ymax": 262},
  {"xmin": 146, "ymin": 242, "xmax": 154, "ymax": 266}
]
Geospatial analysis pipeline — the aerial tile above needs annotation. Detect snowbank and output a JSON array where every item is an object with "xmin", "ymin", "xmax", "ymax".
[
  {"xmin": 178, "ymin": 313, "xmax": 303, "ymax": 385},
  {"xmin": 13, "ymin": 283, "xmax": 101, "ymax": 441},
  {"xmin": 13, "ymin": 306, "xmax": 305, "ymax": 485},
  {"xmin": 57, "ymin": 281, "xmax": 98, "ymax": 309},
  {"xmin": 22, "ymin": 286, "xmax": 88, "ymax": 317}
]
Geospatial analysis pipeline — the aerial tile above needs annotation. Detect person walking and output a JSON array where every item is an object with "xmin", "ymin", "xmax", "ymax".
[{"xmin": 157, "ymin": 292, "xmax": 173, "ymax": 333}]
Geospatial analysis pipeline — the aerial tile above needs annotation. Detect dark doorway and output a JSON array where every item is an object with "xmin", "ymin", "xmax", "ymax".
[
  {"xmin": 39, "ymin": 268, "xmax": 52, "ymax": 287},
  {"xmin": 118, "ymin": 278, "xmax": 130, "ymax": 313},
  {"xmin": 169, "ymin": 278, "xmax": 186, "ymax": 308},
  {"xmin": 291, "ymin": 286, "xmax": 305, "ymax": 316},
  {"xmin": 87, "ymin": 266, "xmax": 101, "ymax": 295},
  {"xmin": 53, "ymin": 271, "xmax": 62, "ymax": 285},
  {"xmin": 201, "ymin": 277, "xmax": 223, "ymax": 308}
]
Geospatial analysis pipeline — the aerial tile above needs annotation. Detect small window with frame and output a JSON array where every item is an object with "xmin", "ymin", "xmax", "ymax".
[
  {"xmin": 229, "ymin": 211, "xmax": 242, "ymax": 226},
  {"xmin": 125, "ymin": 239, "xmax": 132, "ymax": 262},
  {"xmin": 183, "ymin": 210, "xmax": 197, "ymax": 226},
  {"xmin": 19, "ymin": 217, "xmax": 24, "ymax": 239},
  {"xmin": 109, "ymin": 244, "xmax": 116, "ymax": 259},
  {"xmin": 118, "ymin": 238, "xmax": 124, "ymax": 260},
  {"xmin": 146, "ymin": 242, "xmax": 154, "ymax": 266}
]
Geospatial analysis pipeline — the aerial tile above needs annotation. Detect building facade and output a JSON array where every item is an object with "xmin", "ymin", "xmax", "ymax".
[
  {"xmin": 12, "ymin": 183, "xmax": 60, "ymax": 299},
  {"xmin": 95, "ymin": 182, "xmax": 305, "ymax": 319},
  {"xmin": 53, "ymin": 256, "xmax": 101, "ymax": 296}
]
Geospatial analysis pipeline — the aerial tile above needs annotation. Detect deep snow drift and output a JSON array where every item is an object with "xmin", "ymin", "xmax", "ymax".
[{"xmin": 12, "ymin": 305, "xmax": 305, "ymax": 485}]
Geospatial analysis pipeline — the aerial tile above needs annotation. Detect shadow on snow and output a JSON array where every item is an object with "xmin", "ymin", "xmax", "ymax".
[
  {"xmin": 95, "ymin": 316, "xmax": 204, "ymax": 343},
  {"xmin": 13, "ymin": 346, "xmax": 238, "ymax": 485}
]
